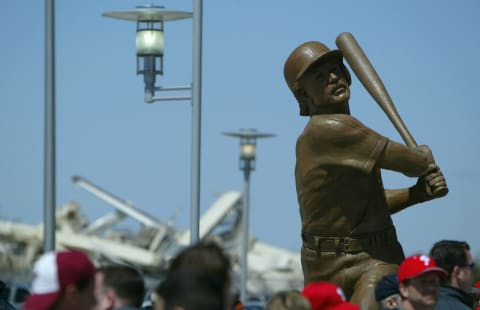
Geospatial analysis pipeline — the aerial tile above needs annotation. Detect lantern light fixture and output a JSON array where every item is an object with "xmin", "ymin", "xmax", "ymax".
[{"xmin": 103, "ymin": 5, "xmax": 192, "ymax": 103}]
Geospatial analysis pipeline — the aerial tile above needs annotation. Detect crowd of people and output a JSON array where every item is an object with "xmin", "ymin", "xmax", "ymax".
[
  {"xmin": 373, "ymin": 240, "xmax": 479, "ymax": 310},
  {"xmin": 0, "ymin": 238, "xmax": 472, "ymax": 310}
]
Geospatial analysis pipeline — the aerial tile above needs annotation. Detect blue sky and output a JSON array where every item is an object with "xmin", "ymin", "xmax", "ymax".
[{"xmin": 1, "ymin": 0, "xmax": 479, "ymax": 257}]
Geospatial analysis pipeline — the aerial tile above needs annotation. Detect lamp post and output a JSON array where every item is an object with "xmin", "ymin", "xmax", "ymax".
[
  {"xmin": 103, "ymin": 2, "xmax": 203, "ymax": 243},
  {"xmin": 44, "ymin": 0, "xmax": 56, "ymax": 251},
  {"xmin": 223, "ymin": 129, "xmax": 275, "ymax": 302}
]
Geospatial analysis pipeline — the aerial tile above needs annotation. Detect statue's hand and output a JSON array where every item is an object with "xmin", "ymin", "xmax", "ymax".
[{"xmin": 411, "ymin": 164, "xmax": 448, "ymax": 202}]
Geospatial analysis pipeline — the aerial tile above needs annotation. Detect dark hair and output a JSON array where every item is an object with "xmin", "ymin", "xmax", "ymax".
[
  {"xmin": 156, "ymin": 271, "xmax": 225, "ymax": 310},
  {"xmin": 429, "ymin": 240, "xmax": 470, "ymax": 279},
  {"xmin": 168, "ymin": 241, "xmax": 231, "ymax": 284},
  {"xmin": 98, "ymin": 265, "xmax": 145, "ymax": 307},
  {"xmin": 49, "ymin": 277, "xmax": 95, "ymax": 310}
]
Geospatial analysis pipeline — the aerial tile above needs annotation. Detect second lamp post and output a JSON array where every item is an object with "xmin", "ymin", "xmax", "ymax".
[{"xmin": 223, "ymin": 129, "xmax": 275, "ymax": 302}]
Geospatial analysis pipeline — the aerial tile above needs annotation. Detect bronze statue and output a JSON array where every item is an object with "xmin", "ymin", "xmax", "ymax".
[{"xmin": 283, "ymin": 40, "xmax": 448, "ymax": 309}]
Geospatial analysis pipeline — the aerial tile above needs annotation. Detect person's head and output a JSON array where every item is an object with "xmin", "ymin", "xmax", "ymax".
[
  {"xmin": 301, "ymin": 282, "xmax": 359, "ymax": 310},
  {"xmin": 375, "ymin": 273, "xmax": 401, "ymax": 310},
  {"xmin": 167, "ymin": 241, "xmax": 231, "ymax": 306},
  {"xmin": 397, "ymin": 255, "xmax": 447, "ymax": 310},
  {"xmin": 266, "ymin": 290, "xmax": 311, "ymax": 310},
  {"xmin": 168, "ymin": 241, "xmax": 231, "ymax": 283},
  {"xmin": 284, "ymin": 41, "xmax": 352, "ymax": 116},
  {"xmin": 155, "ymin": 271, "xmax": 225, "ymax": 310},
  {"xmin": 23, "ymin": 250, "xmax": 97, "ymax": 310},
  {"xmin": 429, "ymin": 240, "xmax": 474, "ymax": 292},
  {"xmin": 94, "ymin": 265, "xmax": 145, "ymax": 310}
]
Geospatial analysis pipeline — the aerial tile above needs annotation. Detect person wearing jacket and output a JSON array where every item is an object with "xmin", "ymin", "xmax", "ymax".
[{"xmin": 430, "ymin": 240, "xmax": 476, "ymax": 310}]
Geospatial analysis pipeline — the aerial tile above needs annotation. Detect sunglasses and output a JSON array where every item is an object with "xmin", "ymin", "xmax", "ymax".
[{"xmin": 461, "ymin": 262, "xmax": 475, "ymax": 269}]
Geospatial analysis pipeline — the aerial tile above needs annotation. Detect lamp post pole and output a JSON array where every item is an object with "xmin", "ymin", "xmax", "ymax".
[
  {"xmin": 240, "ymin": 162, "xmax": 251, "ymax": 303},
  {"xmin": 223, "ymin": 129, "xmax": 275, "ymax": 302},
  {"xmin": 44, "ymin": 0, "xmax": 56, "ymax": 251},
  {"xmin": 190, "ymin": 0, "xmax": 202, "ymax": 243}
]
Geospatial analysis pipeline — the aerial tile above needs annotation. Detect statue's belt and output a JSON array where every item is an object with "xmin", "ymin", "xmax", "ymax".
[{"xmin": 301, "ymin": 227, "xmax": 398, "ymax": 255}]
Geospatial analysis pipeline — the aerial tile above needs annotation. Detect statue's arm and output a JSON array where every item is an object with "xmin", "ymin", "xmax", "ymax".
[
  {"xmin": 385, "ymin": 184, "xmax": 435, "ymax": 214},
  {"xmin": 377, "ymin": 140, "xmax": 434, "ymax": 177},
  {"xmin": 380, "ymin": 141, "xmax": 448, "ymax": 213},
  {"xmin": 384, "ymin": 187, "xmax": 419, "ymax": 214}
]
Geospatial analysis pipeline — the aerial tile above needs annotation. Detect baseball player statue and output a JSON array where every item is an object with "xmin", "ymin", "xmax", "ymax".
[{"xmin": 283, "ymin": 40, "xmax": 448, "ymax": 308}]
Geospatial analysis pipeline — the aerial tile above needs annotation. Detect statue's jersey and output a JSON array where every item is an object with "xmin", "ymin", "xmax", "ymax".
[{"xmin": 295, "ymin": 114, "xmax": 395, "ymax": 237}]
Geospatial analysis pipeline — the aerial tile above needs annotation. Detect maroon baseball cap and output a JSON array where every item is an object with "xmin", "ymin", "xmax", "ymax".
[
  {"xmin": 23, "ymin": 250, "xmax": 95, "ymax": 310},
  {"xmin": 398, "ymin": 254, "xmax": 447, "ymax": 283},
  {"xmin": 302, "ymin": 282, "xmax": 360, "ymax": 310}
]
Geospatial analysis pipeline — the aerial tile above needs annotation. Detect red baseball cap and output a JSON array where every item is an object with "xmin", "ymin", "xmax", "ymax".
[
  {"xmin": 302, "ymin": 282, "xmax": 360, "ymax": 310},
  {"xmin": 23, "ymin": 250, "xmax": 95, "ymax": 310},
  {"xmin": 398, "ymin": 254, "xmax": 447, "ymax": 283}
]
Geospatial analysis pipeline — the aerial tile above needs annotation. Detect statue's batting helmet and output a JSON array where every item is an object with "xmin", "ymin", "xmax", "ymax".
[{"xmin": 284, "ymin": 41, "xmax": 351, "ymax": 115}]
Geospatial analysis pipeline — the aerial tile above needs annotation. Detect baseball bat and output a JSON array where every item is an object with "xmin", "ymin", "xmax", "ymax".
[
  {"xmin": 335, "ymin": 32, "xmax": 448, "ymax": 196},
  {"xmin": 335, "ymin": 32, "xmax": 417, "ymax": 147}
]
